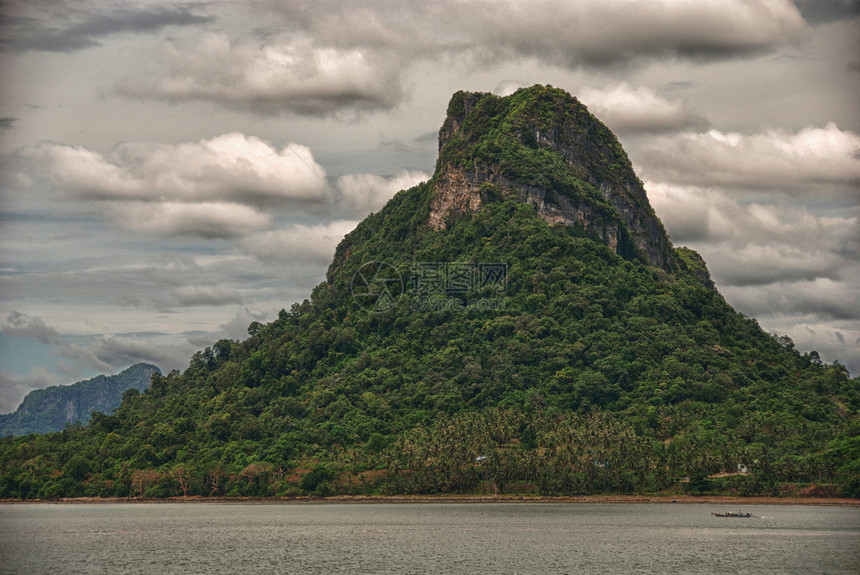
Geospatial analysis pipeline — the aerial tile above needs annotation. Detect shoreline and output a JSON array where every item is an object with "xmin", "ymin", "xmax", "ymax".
[{"xmin": 3, "ymin": 494, "xmax": 858, "ymax": 506}]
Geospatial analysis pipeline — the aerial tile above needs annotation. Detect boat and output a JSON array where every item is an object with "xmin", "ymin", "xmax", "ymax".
[{"xmin": 711, "ymin": 510, "xmax": 752, "ymax": 518}]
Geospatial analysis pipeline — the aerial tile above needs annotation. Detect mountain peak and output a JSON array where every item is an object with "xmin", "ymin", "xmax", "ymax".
[{"xmin": 429, "ymin": 85, "xmax": 674, "ymax": 270}]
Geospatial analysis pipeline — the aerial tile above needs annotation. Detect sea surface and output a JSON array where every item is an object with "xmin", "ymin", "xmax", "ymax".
[{"xmin": 1, "ymin": 502, "xmax": 858, "ymax": 574}]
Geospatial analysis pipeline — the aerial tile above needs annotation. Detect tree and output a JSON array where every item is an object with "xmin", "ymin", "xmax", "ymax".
[
  {"xmin": 686, "ymin": 473, "xmax": 713, "ymax": 495},
  {"xmin": 299, "ymin": 464, "xmax": 337, "ymax": 494},
  {"xmin": 131, "ymin": 469, "xmax": 160, "ymax": 498},
  {"xmin": 63, "ymin": 455, "xmax": 91, "ymax": 481}
]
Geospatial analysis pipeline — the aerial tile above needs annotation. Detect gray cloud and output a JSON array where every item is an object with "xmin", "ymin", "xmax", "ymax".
[
  {"xmin": 722, "ymin": 279, "xmax": 859, "ymax": 321},
  {"xmin": 794, "ymin": 0, "xmax": 860, "ymax": 24},
  {"xmin": 704, "ymin": 244, "xmax": 846, "ymax": 288},
  {"xmin": 108, "ymin": 201, "xmax": 271, "ymax": 239},
  {"xmin": 412, "ymin": 132, "xmax": 438, "ymax": 144},
  {"xmin": 297, "ymin": 0, "xmax": 808, "ymax": 64},
  {"xmin": 115, "ymin": 33, "xmax": 407, "ymax": 117},
  {"xmin": 187, "ymin": 308, "xmax": 270, "ymax": 348},
  {"xmin": 494, "ymin": 80, "xmax": 527, "ymax": 97},
  {"xmin": 240, "ymin": 220, "xmax": 359, "ymax": 265},
  {"xmin": 20, "ymin": 133, "xmax": 336, "ymax": 239},
  {"xmin": 1, "ymin": 254, "xmax": 253, "ymax": 312},
  {"xmin": 637, "ymin": 124, "xmax": 860, "ymax": 193},
  {"xmin": 0, "ymin": 117, "xmax": 17, "ymax": 131},
  {"xmin": 174, "ymin": 285, "xmax": 243, "ymax": 307},
  {"xmin": 335, "ymin": 169, "xmax": 429, "ymax": 215},
  {"xmin": 23, "ymin": 133, "xmax": 329, "ymax": 207},
  {"xmin": 90, "ymin": 335, "xmax": 183, "ymax": 370},
  {"xmin": 649, "ymin": 181, "xmax": 860, "ymax": 372},
  {"xmin": 2, "ymin": 310, "xmax": 61, "ymax": 344},
  {"xmin": 112, "ymin": 0, "xmax": 809, "ymax": 117},
  {"xmin": 648, "ymin": 183, "xmax": 859, "ymax": 287},
  {"xmin": 459, "ymin": 0, "xmax": 807, "ymax": 66},
  {"xmin": 0, "ymin": 311, "xmax": 112, "ymax": 374},
  {"xmin": 578, "ymin": 83, "xmax": 709, "ymax": 134},
  {"xmin": 0, "ymin": 2, "xmax": 213, "ymax": 53}
]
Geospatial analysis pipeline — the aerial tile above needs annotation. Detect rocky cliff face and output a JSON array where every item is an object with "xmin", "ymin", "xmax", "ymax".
[
  {"xmin": 0, "ymin": 363, "xmax": 159, "ymax": 436},
  {"xmin": 429, "ymin": 85, "xmax": 674, "ymax": 270},
  {"xmin": 429, "ymin": 163, "xmax": 623, "ymax": 254}
]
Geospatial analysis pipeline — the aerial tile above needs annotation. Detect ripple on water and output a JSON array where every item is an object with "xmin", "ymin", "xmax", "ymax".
[{"xmin": 0, "ymin": 503, "xmax": 858, "ymax": 575}]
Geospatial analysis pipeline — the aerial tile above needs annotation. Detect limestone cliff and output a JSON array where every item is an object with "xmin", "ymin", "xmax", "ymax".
[
  {"xmin": 429, "ymin": 85, "xmax": 674, "ymax": 270},
  {"xmin": 0, "ymin": 363, "xmax": 159, "ymax": 436}
]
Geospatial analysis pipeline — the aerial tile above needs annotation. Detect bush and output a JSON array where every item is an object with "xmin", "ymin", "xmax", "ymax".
[
  {"xmin": 299, "ymin": 464, "xmax": 337, "ymax": 493},
  {"xmin": 364, "ymin": 433, "xmax": 387, "ymax": 453},
  {"xmin": 314, "ymin": 481, "xmax": 334, "ymax": 497}
]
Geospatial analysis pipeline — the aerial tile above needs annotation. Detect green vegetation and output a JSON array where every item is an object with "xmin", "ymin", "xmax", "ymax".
[
  {"xmin": 0, "ymin": 363, "xmax": 159, "ymax": 437},
  {"xmin": 440, "ymin": 87, "xmax": 622, "ymax": 226},
  {"xmin": 0, "ymin": 87, "xmax": 856, "ymax": 501},
  {"xmin": 441, "ymin": 85, "xmax": 632, "ymax": 191},
  {"xmin": 437, "ymin": 85, "xmax": 673, "ymax": 271}
]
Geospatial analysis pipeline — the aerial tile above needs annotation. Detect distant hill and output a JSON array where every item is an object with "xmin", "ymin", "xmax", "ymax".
[{"xmin": 0, "ymin": 364, "xmax": 159, "ymax": 436}]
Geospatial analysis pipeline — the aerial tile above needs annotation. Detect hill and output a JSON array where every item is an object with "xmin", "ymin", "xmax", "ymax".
[
  {"xmin": 0, "ymin": 363, "xmax": 160, "ymax": 437},
  {"xmin": 0, "ymin": 86, "xmax": 856, "ymax": 500}
]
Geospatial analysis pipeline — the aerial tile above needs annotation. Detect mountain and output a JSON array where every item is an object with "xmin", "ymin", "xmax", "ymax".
[
  {"xmin": 0, "ymin": 363, "xmax": 159, "ymax": 437},
  {"xmin": 0, "ymin": 85, "xmax": 856, "ymax": 500}
]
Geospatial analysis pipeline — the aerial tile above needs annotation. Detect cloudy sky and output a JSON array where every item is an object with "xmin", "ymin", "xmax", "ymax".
[{"xmin": 1, "ymin": 0, "xmax": 858, "ymax": 412}]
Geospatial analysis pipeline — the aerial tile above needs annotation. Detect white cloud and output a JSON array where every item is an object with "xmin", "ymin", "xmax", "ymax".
[
  {"xmin": 336, "ymin": 169, "xmax": 429, "ymax": 214},
  {"xmin": 20, "ymin": 133, "xmax": 336, "ymax": 239},
  {"xmin": 116, "ymin": 33, "xmax": 405, "ymax": 116},
  {"xmin": 578, "ymin": 83, "xmax": 708, "ymax": 134},
  {"xmin": 109, "ymin": 201, "xmax": 271, "ymax": 239},
  {"xmin": 638, "ymin": 123, "xmax": 860, "ymax": 192},
  {"xmin": 24, "ymin": 133, "xmax": 329, "ymax": 206},
  {"xmin": 241, "ymin": 220, "xmax": 359, "ymax": 264}
]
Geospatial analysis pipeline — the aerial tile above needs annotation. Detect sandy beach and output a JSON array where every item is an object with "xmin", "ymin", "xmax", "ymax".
[{"xmin": 3, "ymin": 494, "xmax": 857, "ymax": 506}]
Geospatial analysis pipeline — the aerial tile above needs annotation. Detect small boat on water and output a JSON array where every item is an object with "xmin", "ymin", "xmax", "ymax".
[{"xmin": 711, "ymin": 510, "xmax": 752, "ymax": 518}]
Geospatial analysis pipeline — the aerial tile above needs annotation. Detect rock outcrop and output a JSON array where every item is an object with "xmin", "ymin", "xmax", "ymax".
[{"xmin": 429, "ymin": 85, "xmax": 674, "ymax": 270}]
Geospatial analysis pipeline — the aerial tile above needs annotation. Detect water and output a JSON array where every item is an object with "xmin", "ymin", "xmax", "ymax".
[{"xmin": 1, "ymin": 503, "xmax": 858, "ymax": 574}]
